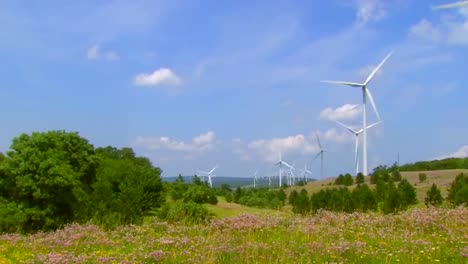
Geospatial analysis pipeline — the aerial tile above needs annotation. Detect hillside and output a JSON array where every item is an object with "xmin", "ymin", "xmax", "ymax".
[{"xmin": 285, "ymin": 169, "xmax": 468, "ymax": 204}]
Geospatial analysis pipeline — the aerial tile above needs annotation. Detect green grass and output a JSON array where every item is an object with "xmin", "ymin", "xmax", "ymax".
[
  {"xmin": 204, "ymin": 196, "xmax": 289, "ymax": 218},
  {"xmin": 0, "ymin": 207, "xmax": 466, "ymax": 263}
]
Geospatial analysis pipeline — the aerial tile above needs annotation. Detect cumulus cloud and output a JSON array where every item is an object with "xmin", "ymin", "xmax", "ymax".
[
  {"xmin": 87, "ymin": 45, "xmax": 119, "ymax": 61},
  {"xmin": 319, "ymin": 104, "xmax": 362, "ymax": 121},
  {"xmin": 134, "ymin": 68, "xmax": 182, "ymax": 87},
  {"xmin": 436, "ymin": 145, "xmax": 468, "ymax": 159},
  {"xmin": 134, "ymin": 131, "xmax": 215, "ymax": 152},
  {"xmin": 247, "ymin": 134, "xmax": 318, "ymax": 162},
  {"xmin": 409, "ymin": 19, "xmax": 442, "ymax": 43},
  {"xmin": 318, "ymin": 128, "xmax": 352, "ymax": 144},
  {"xmin": 355, "ymin": 0, "xmax": 387, "ymax": 26}
]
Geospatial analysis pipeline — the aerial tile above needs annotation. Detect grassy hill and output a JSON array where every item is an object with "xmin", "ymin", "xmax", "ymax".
[{"xmin": 285, "ymin": 169, "xmax": 468, "ymax": 204}]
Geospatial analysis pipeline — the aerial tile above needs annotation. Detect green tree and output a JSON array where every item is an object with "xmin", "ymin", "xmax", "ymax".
[
  {"xmin": 391, "ymin": 170, "xmax": 402, "ymax": 182},
  {"xmin": 355, "ymin": 173, "xmax": 365, "ymax": 184},
  {"xmin": 419, "ymin": 173, "xmax": 427, "ymax": 183},
  {"xmin": 352, "ymin": 184, "xmax": 377, "ymax": 212},
  {"xmin": 0, "ymin": 131, "xmax": 98, "ymax": 233},
  {"xmin": 397, "ymin": 178, "xmax": 418, "ymax": 208},
  {"xmin": 343, "ymin": 174, "xmax": 354, "ymax": 186},
  {"xmin": 447, "ymin": 173, "xmax": 468, "ymax": 205},
  {"xmin": 90, "ymin": 147, "xmax": 164, "ymax": 229},
  {"xmin": 288, "ymin": 190, "xmax": 299, "ymax": 205},
  {"xmin": 425, "ymin": 184, "xmax": 443, "ymax": 207}
]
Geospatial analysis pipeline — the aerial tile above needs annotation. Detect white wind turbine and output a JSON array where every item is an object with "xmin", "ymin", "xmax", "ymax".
[
  {"xmin": 275, "ymin": 152, "xmax": 292, "ymax": 187},
  {"xmin": 251, "ymin": 170, "xmax": 258, "ymax": 188},
  {"xmin": 313, "ymin": 133, "xmax": 328, "ymax": 179},
  {"xmin": 322, "ymin": 51, "xmax": 392, "ymax": 175},
  {"xmin": 287, "ymin": 163, "xmax": 296, "ymax": 185},
  {"xmin": 433, "ymin": 1, "xmax": 468, "ymax": 9},
  {"xmin": 336, "ymin": 120, "xmax": 382, "ymax": 175},
  {"xmin": 198, "ymin": 165, "xmax": 217, "ymax": 188},
  {"xmin": 301, "ymin": 164, "xmax": 312, "ymax": 183}
]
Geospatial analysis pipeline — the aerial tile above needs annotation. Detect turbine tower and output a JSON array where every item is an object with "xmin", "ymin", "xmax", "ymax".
[
  {"xmin": 275, "ymin": 152, "xmax": 292, "ymax": 187},
  {"xmin": 336, "ymin": 120, "xmax": 382, "ymax": 175},
  {"xmin": 301, "ymin": 164, "xmax": 312, "ymax": 183},
  {"xmin": 322, "ymin": 51, "xmax": 392, "ymax": 175},
  {"xmin": 198, "ymin": 165, "xmax": 217, "ymax": 188},
  {"xmin": 252, "ymin": 170, "xmax": 258, "ymax": 188},
  {"xmin": 313, "ymin": 133, "xmax": 328, "ymax": 179},
  {"xmin": 433, "ymin": 1, "xmax": 468, "ymax": 9}
]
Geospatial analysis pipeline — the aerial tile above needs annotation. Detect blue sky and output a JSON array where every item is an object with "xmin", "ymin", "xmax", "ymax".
[{"xmin": 1, "ymin": 0, "xmax": 467, "ymax": 179}]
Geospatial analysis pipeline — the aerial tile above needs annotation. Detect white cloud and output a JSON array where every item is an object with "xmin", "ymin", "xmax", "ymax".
[
  {"xmin": 247, "ymin": 134, "xmax": 318, "ymax": 162},
  {"xmin": 355, "ymin": 0, "xmax": 387, "ymax": 26},
  {"xmin": 317, "ymin": 128, "xmax": 352, "ymax": 144},
  {"xmin": 86, "ymin": 44, "xmax": 119, "ymax": 61},
  {"xmin": 134, "ymin": 131, "xmax": 215, "ymax": 152},
  {"xmin": 436, "ymin": 145, "xmax": 468, "ymax": 159},
  {"xmin": 319, "ymin": 104, "xmax": 362, "ymax": 121},
  {"xmin": 134, "ymin": 68, "xmax": 182, "ymax": 87},
  {"xmin": 409, "ymin": 19, "xmax": 442, "ymax": 43}
]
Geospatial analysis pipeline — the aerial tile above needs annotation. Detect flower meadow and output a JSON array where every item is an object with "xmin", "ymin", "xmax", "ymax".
[{"xmin": 0, "ymin": 207, "xmax": 467, "ymax": 263}]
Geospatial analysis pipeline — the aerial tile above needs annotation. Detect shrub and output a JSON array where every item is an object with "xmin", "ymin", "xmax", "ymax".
[
  {"xmin": 355, "ymin": 173, "xmax": 365, "ymax": 184},
  {"xmin": 447, "ymin": 173, "xmax": 468, "ymax": 206},
  {"xmin": 419, "ymin": 173, "xmax": 427, "ymax": 183},
  {"xmin": 158, "ymin": 201, "xmax": 213, "ymax": 225},
  {"xmin": 425, "ymin": 184, "xmax": 443, "ymax": 207}
]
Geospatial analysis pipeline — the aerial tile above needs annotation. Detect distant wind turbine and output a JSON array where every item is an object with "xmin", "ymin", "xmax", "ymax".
[
  {"xmin": 313, "ymin": 133, "xmax": 328, "ymax": 179},
  {"xmin": 301, "ymin": 164, "xmax": 312, "ymax": 183},
  {"xmin": 322, "ymin": 51, "xmax": 392, "ymax": 175},
  {"xmin": 251, "ymin": 170, "xmax": 258, "ymax": 188},
  {"xmin": 275, "ymin": 152, "xmax": 292, "ymax": 187},
  {"xmin": 198, "ymin": 165, "xmax": 218, "ymax": 188},
  {"xmin": 433, "ymin": 1, "xmax": 468, "ymax": 9},
  {"xmin": 336, "ymin": 120, "xmax": 382, "ymax": 175}
]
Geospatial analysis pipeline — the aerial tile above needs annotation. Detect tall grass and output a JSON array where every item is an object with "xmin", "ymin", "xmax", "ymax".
[{"xmin": 0, "ymin": 207, "xmax": 466, "ymax": 263}]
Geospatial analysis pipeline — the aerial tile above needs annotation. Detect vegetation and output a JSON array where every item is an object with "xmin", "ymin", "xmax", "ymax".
[
  {"xmin": 0, "ymin": 131, "xmax": 165, "ymax": 233},
  {"xmin": 419, "ymin": 173, "xmax": 427, "ymax": 183},
  {"xmin": 447, "ymin": 173, "xmax": 468, "ymax": 206},
  {"xmin": 0, "ymin": 207, "xmax": 466, "ymax": 263},
  {"xmin": 425, "ymin": 184, "xmax": 443, "ymax": 207},
  {"xmin": 399, "ymin": 157, "xmax": 468, "ymax": 171}
]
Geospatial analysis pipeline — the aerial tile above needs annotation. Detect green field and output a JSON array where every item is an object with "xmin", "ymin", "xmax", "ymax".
[{"xmin": 0, "ymin": 206, "xmax": 466, "ymax": 263}]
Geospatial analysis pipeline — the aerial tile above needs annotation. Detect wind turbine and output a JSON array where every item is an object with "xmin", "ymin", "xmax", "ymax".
[
  {"xmin": 313, "ymin": 133, "xmax": 327, "ymax": 179},
  {"xmin": 433, "ymin": 1, "xmax": 468, "ymax": 9},
  {"xmin": 275, "ymin": 152, "xmax": 292, "ymax": 187},
  {"xmin": 251, "ymin": 170, "xmax": 258, "ymax": 188},
  {"xmin": 322, "ymin": 51, "xmax": 392, "ymax": 175},
  {"xmin": 336, "ymin": 120, "xmax": 382, "ymax": 175},
  {"xmin": 301, "ymin": 164, "xmax": 312, "ymax": 183},
  {"xmin": 287, "ymin": 163, "xmax": 296, "ymax": 185},
  {"xmin": 198, "ymin": 165, "xmax": 217, "ymax": 188}
]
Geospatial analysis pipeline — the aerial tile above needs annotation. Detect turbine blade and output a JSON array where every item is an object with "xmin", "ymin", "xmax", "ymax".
[
  {"xmin": 366, "ymin": 88, "xmax": 381, "ymax": 120},
  {"xmin": 364, "ymin": 51, "xmax": 393, "ymax": 86},
  {"xmin": 321, "ymin": 80, "xmax": 363, "ymax": 87},
  {"xmin": 433, "ymin": 1, "xmax": 468, "ymax": 9},
  {"xmin": 312, "ymin": 152, "xmax": 321, "ymax": 161},
  {"xmin": 367, "ymin": 120, "xmax": 383, "ymax": 130},
  {"xmin": 335, "ymin": 121, "xmax": 358, "ymax": 134},
  {"xmin": 315, "ymin": 132, "xmax": 322, "ymax": 149}
]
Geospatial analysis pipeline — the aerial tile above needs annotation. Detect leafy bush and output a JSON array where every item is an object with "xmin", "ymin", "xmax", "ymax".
[
  {"xmin": 419, "ymin": 173, "xmax": 427, "ymax": 183},
  {"xmin": 447, "ymin": 173, "xmax": 468, "ymax": 206},
  {"xmin": 355, "ymin": 173, "xmax": 365, "ymax": 184},
  {"xmin": 157, "ymin": 201, "xmax": 213, "ymax": 225},
  {"xmin": 425, "ymin": 184, "xmax": 443, "ymax": 207}
]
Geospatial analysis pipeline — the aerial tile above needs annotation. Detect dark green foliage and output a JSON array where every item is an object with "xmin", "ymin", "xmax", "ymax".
[
  {"xmin": 225, "ymin": 192, "xmax": 233, "ymax": 203},
  {"xmin": 419, "ymin": 173, "xmax": 427, "ymax": 183},
  {"xmin": 397, "ymin": 178, "xmax": 418, "ymax": 208},
  {"xmin": 290, "ymin": 189, "xmax": 310, "ymax": 214},
  {"xmin": 183, "ymin": 185, "xmax": 217, "ymax": 205},
  {"xmin": 0, "ymin": 131, "xmax": 98, "ymax": 233},
  {"xmin": 425, "ymin": 184, "xmax": 443, "ymax": 207},
  {"xmin": 334, "ymin": 174, "xmax": 344, "ymax": 185},
  {"xmin": 288, "ymin": 190, "xmax": 299, "ymax": 205},
  {"xmin": 355, "ymin": 173, "xmax": 365, "ymax": 184},
  {"xmin": 447, "ymin": 173, "xmax": 468, "ymax": 206},
  {"xmin": 399, "ymin": 157, "xmax": 468, "ymax": 171},
  {"xmin": 391, "ymin": 170, "xmax": 402, "ymax": 182},
  {"xmin": 192, "ymin": 175, "xmax": 202, "ymax": 185},
  {"xmin": 334, "ymin": 174, "xmax": 353, "ymax": 186},
  {"xmin": 89, "ymin": 147, "xmax": 164, "ymax": 229},
  {"xmin": 157, "ymin": 201, "xmax": 213, "ymax": 225},
  {"xmin": 310, "ymin": 188, "xmax": 354, "ymax": 213},
  {"xmin": 233, "ymin": 188, "xmax": 286, "ymax": 209},
  {"xmin": 382, "ymin": 181, "xmax": 401, "ymax": 214},
  {"xmin": 352, "ymin": 184, "xmax": 377, "ymax": 212}
]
